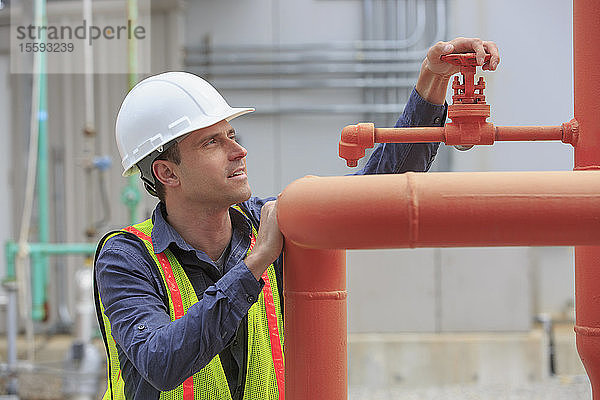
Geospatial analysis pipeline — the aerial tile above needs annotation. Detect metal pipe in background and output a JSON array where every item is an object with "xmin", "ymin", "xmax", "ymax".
[
  {"xmin": 82, "ymin": 0, "xmax": 96, "ymax": 239},
  {"xmin": 121, "ymin": 0, "xmax": 141, "ymax": 225},
  {"xmin": 250, "ymin": 103, "xmax": 407, "ymax": 115},
  {"xmin": 186, "ymin": 50, "xmax": 429, "ymax": 66},
  {"xmin": 52, "ymin": 147, "xmax": 73, "ymax": 330},
  {"xmin": 189, "ymin": 62, "xmax": 423, "ymax": 77},
  {"xmin": 183, "ymin": 0, "xmax": 448, "ymax": 119},
  {"xmin": 6, "ymin": 242, "xmax": 96, "ymax": 256},
  {"xmin": 211, "ymin": 77, "xmax": 415, "ymax": 90},
  {"xmin": 33, "ymin": 0, "xmax": 49, "ymax": 322},
  {"xmin": 3, "ymin": 279, "xmax": 18, "ymax": 395},
  {"xmin": 185, "ymin": 0, "xmax": 445, "ymax": 65},
  {"xmin": 185, "ymin": 0, "xmax": 440, "ymax": 55}
]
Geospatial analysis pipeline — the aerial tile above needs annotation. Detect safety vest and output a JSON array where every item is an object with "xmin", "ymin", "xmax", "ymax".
[{"xmin": 93, "ymin": 205, "xmax": 285, "ymax": 400}]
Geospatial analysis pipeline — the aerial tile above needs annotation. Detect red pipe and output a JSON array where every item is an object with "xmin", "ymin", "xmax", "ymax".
[
  {"xmin": 339, "ymin": 121, "xmax": 579, "ymax": 167},
  {"xmin": 573, "ymin": 0, "xmax": 600, "ymax": 398},
  {"xmin": 377, "ymin": 125, "xmax": 572, "ymax": 142},
  {"xmin": 279, "ymin": 171, "xmax": 600, "ymax": 400},
  {"xmin": 278, "ymin": 171, "xmax": 600, "ymax": 250},
  {"xmin": 283, "ymin": 244, "xmax": 346, "ymax": 400}
]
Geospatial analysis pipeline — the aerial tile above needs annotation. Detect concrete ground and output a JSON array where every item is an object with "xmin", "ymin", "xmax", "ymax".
[
  {"xmin": 350, "ymin": 376, "xmax": 591, "ymax": 399},
  {"xmin": 1, "ymin": 375, "xmax": 592, "ymax": 400},
  {"xmin": 0, "ymin": 325, "xmax": 592, "ymax": 400}
]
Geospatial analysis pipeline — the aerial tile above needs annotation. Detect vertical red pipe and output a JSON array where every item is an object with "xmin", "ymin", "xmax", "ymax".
[
  {"xmin": 573, "ymin": 0, "xmax": 600, "ymax": 399},
  {"xmin": 283, "ymin": 243, "xmax": 347, "ymax": 400}
]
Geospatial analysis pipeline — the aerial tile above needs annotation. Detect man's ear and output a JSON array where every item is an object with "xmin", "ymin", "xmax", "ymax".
[{"xmin": 152, "ymin": 160, "xmax": 180, "ymax": 188}]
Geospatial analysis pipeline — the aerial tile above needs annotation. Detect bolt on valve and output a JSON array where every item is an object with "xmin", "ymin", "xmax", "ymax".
[{"xmin": 441, "ymin": 53, "xmax": 491, "ymax": 104}]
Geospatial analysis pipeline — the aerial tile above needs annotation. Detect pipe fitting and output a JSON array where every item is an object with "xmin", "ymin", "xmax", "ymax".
[
  {"xmin": 339, "ymin": 123, "xmax": 375, "ymax": 167},
  {"xmin": 445, "ymin": 103, "xmax": 494, "ymax": 145},
  {"xmin": 561, "ymin": 118, "xmax": 579, "ymax": 146}
]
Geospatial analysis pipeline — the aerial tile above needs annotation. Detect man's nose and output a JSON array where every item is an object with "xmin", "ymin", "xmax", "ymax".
[{"xmin": 230, "ymin": 140, "xmax": 248, "ymax": 160}]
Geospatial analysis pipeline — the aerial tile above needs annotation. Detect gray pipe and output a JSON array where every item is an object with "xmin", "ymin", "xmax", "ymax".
[
  {"xmin": 250, "ymin": 103, "xmax": 407, "ymax": 115},
  {"xmin": 212, "ymin": 77, "xmax": 415, "ymax": 90},
  {"xmin": 189, "ymin": 62, "xmax": 423, "ymax": 77}
]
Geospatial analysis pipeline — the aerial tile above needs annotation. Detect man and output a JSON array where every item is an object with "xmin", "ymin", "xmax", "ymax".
[{"xmin": 94, "ymin": 37, "xmax": 500, "ymax": 399}]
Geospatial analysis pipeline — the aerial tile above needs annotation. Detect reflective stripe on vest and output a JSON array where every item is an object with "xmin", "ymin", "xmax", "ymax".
[
  {"xmin": 95, "ymin": 206, "xmax": 284, "ymax": 400},
  {"xmin": 124, "ymin": 226, "xmax": 195, "ymax": 400}
]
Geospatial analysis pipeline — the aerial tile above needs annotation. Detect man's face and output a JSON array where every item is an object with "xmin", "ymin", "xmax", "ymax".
[{"xmin": 174, "ymin": 120, "xmax": 251, "ymax": 208}]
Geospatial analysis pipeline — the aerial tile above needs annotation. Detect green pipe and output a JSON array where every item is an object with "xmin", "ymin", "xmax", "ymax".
[
  {"xmin": 128, "ymin": 0, "xmax": 138, "ymax": 88},
  {"xmin": 31, "ymin": 253, "xmax": 44, "ymax": 320},
  {"xmin": 5, "ymin": 241, "xmax": 96, "ymax": 320},
  {"xmin": 4, "ymin": 241, "xmax": 16, "ymax": 281},
  {"xmin": 5, "ymin": 240, "xmax": 96, "ymax": 320},
  {"xmin": 32, "ymin": 0, "xmax": 49, "ymax": 321},
  {"xmin": 121, "ymin": 176, "xmax": 141, "ymax": 225},
  {"xmin": 120, "ymin": 0, "xmax": 141, "ymax": 226},
  {"xmin": 6, "ymin": 241, "xmax": 96, "ymax": 257}
]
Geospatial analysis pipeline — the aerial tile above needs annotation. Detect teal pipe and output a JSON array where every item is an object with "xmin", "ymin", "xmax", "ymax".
[
  {"xmin": 4, "ymin": 241, "xmax": 16, "ymax": 281},
  {"xmin": 31, "ymin": 252, "xmax": 44, "ymax": 320},
  {"xmin": 121, "ymin": 176, "xmax": 140, "ymax": 225},
  {"xmin": 5, "ymin": 241, "xmax": 97, "ymax": 320},
  {"xmin": 31, "ymin": 0, "xmax": 49, "ymax": 321},
  {"xmin": 120, "ymin": 0, "xmax": 141, "ymax": 226},
  {"xmin": 5, "ymin": 241, "xmax": 97, "ymax": 313},
  {"xmin": 6, "ymin": 241, "xmax": 96, "ymax": 256}
]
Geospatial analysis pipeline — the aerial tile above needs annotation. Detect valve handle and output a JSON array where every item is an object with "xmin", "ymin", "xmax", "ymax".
[
  {"xmin": 440, "ymin": 53, "xmax": 491, "ymax": 66},
  {"xmin": 441, "ymin": 53, "xmax": 491, "ymax": 104}
]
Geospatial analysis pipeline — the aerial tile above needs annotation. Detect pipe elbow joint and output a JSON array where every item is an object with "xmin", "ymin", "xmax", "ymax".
[{"xmin": 339, "ymin": 123, "xmax": 375, "ymax": 167}]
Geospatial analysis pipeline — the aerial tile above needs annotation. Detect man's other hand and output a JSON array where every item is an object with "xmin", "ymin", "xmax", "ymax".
[{"xmin": 244, "ymin": 201, "xmax": 284, "ymax": 280}]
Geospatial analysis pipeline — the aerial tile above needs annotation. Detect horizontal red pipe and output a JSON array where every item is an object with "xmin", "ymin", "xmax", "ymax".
[
  {"xmin": 494, "ymin": 126, "xmax": 563, "ymax": 141},
  {"xmin": 373, "ymin": 125, "xmax": 566, "ymax": 143},
  {"xmin": 277, "ymin": 171, "xmax": 600, "ymax": 250},
  {"xmin": 339, "ymin": 123, "xmax": 577, "ymax": 167},
  {"xmin": 375, "ymin": 127, "xmax": 445, "ymax": 142}
]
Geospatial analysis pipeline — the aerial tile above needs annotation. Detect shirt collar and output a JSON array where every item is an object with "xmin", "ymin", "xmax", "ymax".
[
  {"xmin": 150, "ymin": 202, "xmax": 252, "ymax": 256},
  {"xmin": 151, "ymin": 202, "xmax": 193, "ymax": 254}
]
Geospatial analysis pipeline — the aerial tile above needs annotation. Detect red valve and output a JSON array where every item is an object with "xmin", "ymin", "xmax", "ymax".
[
  {"xmin": 440, "ymin": 53, "xmax": 494, "ymax": 146},
  {"xmin": 441, "ymin": 53, "xmax": 491, "ymax": 104}
]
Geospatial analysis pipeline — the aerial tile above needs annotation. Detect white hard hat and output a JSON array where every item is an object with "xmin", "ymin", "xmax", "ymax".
[{"xmin": 115, "ymin": 71, "xmax": 255, "ymax": 177}]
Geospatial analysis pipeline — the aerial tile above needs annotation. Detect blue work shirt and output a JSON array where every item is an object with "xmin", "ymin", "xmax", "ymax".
[{"xmin": 94, "ymin": 87, "xmax": 446, "ymax": 399}]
